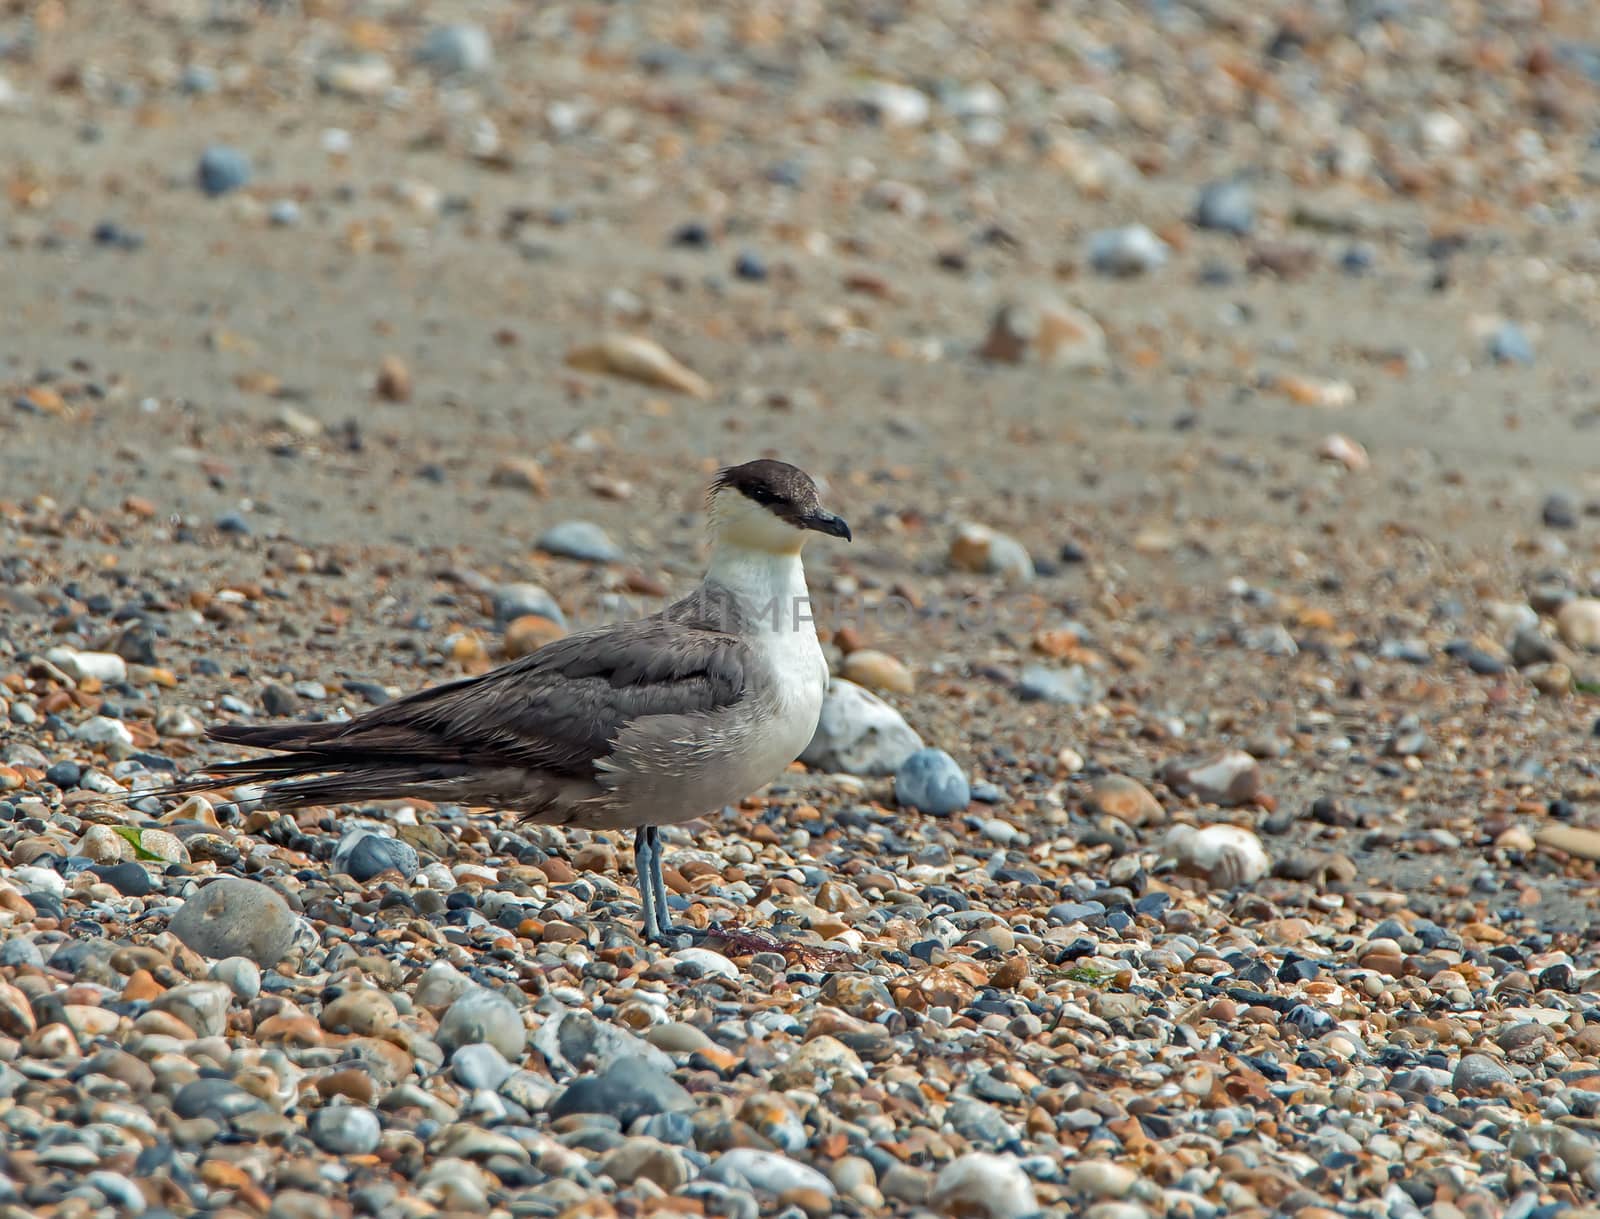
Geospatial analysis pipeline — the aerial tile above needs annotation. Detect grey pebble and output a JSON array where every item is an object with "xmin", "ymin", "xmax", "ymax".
[
  {"xmin": 1194, "ymin": 179, "xmax": 1254, "ymax": 235},
  {"xmin": 452, "ymin": 1043, "xmax": 514, "ymax": 1091},
  {"xmin": 198, "ymin": 145, "xmax": 252, "ymax": 196},
  {"xmin": 1087, "ymin": 224, "xmax": 1169, "ymax": 276},
  {"xmin": 1017, "ymin": 663, "xmax": 1101, "ymax": 706},
  {"xmin": 436, "ymin": 987, "xmax": 525, "ymax": 1060},
  {"xmin": 169, "ymin": 877, "xmax": 298, "ymax": 968},
  {"xmin": 801, "ymin": 679, "xmax": 924, "ymax": 776},
  {"xmin": 310, "ymin": 1105, "xmax": 381, "ymax": 1155},
  {"xmin": 537, "ymin": 521, "xmax": 624, "ymax": 563},
  {"xmin": 894, "ymin": 748, "xmax": 971, "ymax": 816},
  {"xmin": 332, "ymin": 829, "xmax": 420, "ymax": 881},
  {"xmin": 548, "ymin": 1056, "xmax": 693, "ymax": 1127}
]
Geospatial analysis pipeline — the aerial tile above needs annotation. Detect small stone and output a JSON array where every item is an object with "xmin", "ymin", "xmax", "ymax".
[
  {"xmin": 489, "ymin": 457, "xmax": 548, "ymax": 496},
  {"xmin": 1274, "ymin": 373, "xmax": 1357, "ymax": 408},
  {"xmin": 1087, "ymin": 224, "xmax": 1169, "ymax": 276},
  {"xmin": 491, "ymin": 583, "xmax": 565, "ymax": 629},
  {"xmin": 45, "ymin": 759, "xmax": 81, "ymax": 788},
  {"xmin": 375, "ymin": 355, "xmax": 411, "ymax": 403},
  {"xmin": 1161, "ymin": 824, "xmax": 1270, "ymax": 888},
  {"xmin": 75, "ymin": 716, "xmax": 134, "ymax": 747},
  {"xmin": 168, "ymin": 878, "xmax": 298, "ymax": 967},
  {"xmin": 77, "ymin": 824, "xmax": 135, "ymax": 864},
  {"xmin": 645, "ymin": 1022, "xmax": 715, "ymax": 1054},
  {"xmin": 321, "ymin": 987, "xmax": 399, "ymax": 1037},
  {"xmin": 210, "ymin": 957, "xmax": 261, "ymax": 1002},
  {"xmin": 1527, "ymin": 662, "xmax": 1573, "ymax": 698},
  {"xmin": 414, "ymin": 961, "xmax": 475, "ymax": 1012},
  {"xmin": 310, "ymin": 1105, "xmax": 381, "ymax": 1155},
  {"xmin": 504, "ymin": 614, "xmax": 566, "ymax": 658},
  {"xmin": 602, "ymin": 1138, "xmax": 691, "ymax": 1191},
  {"xmin": 979, "ymin": 296, "xmax": 1108, "ymax": 371},
  {"xmin": 949, "ymin": 522, "xmax": 1034, "ymax": 584},
  {"xmin": 706, "ymin": 1149, "xmax": 836, "ymax": 1199},
  {"xmin": 1556, "ymin": 599, "xmax": 1600, "ymax": 650},
  {"xmin": 1194, "ymin": 179, "xmax": 1255, "ymax": 235},
  {"xmin": 317, "ymin": 55, "xmax": 395, "ymax": 99},
  {"xmin": 419, "ymin": 23, "xmax": 494, "ymax": 76},
  {"xmin": 174, "ymin": 1077, "xmax": 264, "ymax": 1123},
  {"xmin": 332, "ymin": 829, "xmax": 420, "ymax": 882},
  {"xmin": 437, "ymin": 987, "xmax": 525, "ymax": 1060},
  {"xmin": 565, "ymin": 333, "xmax": 711, "ymax": 397},
  {"xmin": 1018, "ymin": 664, "xmax": 1101, "ymax": 706},
  {"xmin": 841, "ymin": 649, "xmax": 914, "ymax": 695},
  {"xmin": 153, "ymin": 980, "xmax": 232, "ymax": 1038},
  {"xmin": 1541, "ymin": 490, "xmax": 1579, "ymax": 529},
  {"xmin": 198, "ymin": 145, "xmax": 252, "ymax": 197},
  {"xmin": 536, "ymin": 521, "xmax": 624, "ymax": 563},
  {"xmin": 1534, "ymin": 825, "xmax": 1600, "ymax": 862},
  {"xmin": 135, "ymin": 828, "xmax": 189, "ymax": 863},
  {"xmin": 94, "ymin": 861, "xmax": 155, "ymax": 897},
  {"xmin": 548, "ymin": 1056, "xmax": 694, "ymax": 1127},
  {"xmin": 1161, "ymin": 750, "xmax": 1262, "ymax": 805},
  {"xmin": 894, "ymin": 748, "xmax": 970, "ymax": 816},
  {"xmin": 1086, "ymin": 775, "xmax": 1164, "ymax": 826},
  {"xmin": 1488, "ymin": 321, "xmax": 1535, "ymax": 365},
  {"xmin": 931, "ymin": 1153, "xmax": 1039, "ymax": 1219},
  {"xmin": 770, "ymin": 1036, "xmax": 865, "ymax": 1091},
  {"xmin": 452, "ymin": 1043, "xmax": 513, "ymax": 1091},
  {"xmin": 46, "ymin": 647, "xmax": 127, "ymax": 684},
  {"xmin": 1318, "ymin": 432, "xmax": 1369, "ymax": 471},
  {"xmin": 261, "ymin": 681, "xmax": 298, "ymax": 716},
  {"xmin": 1070, "ymin": 1160, "xmax": 1140, "ymax": 1199},
  {"xmin": 801, "ymin": 679, "xmax": 924, "ymax": 776},
  {"xmin": 1453, "ymin": 1053, "xmax": 1513, "ymax": 1095},
  {"xmin": 856, "ymin": 80, "xmax": 930, "ymax": 126}
]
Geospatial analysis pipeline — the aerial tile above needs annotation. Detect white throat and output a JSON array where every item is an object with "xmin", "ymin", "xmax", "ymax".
[{"xmin": 704, "ymin": 542, "xmax": 812, "ymax": 637}]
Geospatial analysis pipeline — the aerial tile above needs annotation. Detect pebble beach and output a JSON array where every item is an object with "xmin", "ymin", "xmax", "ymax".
[{"xmin": 4, "ymin": 2, "xmax": 1600, "ymax": 1217}]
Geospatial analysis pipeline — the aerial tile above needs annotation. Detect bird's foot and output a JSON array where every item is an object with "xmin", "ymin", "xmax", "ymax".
[{"xmin": 643, "ymin": 919, "xmax": 714, "ymax": 949}]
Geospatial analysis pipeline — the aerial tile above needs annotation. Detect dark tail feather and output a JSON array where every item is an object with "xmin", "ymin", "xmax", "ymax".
[{"xmin": 140, "ymin": 719, "xmax": 482, "ymax": 810}]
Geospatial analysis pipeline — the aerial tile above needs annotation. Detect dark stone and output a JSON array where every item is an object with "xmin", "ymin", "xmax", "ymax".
[
  {"xmin": 93, "ymin": 862, "xmax": 157, "ymax": 898},
  {"xmin": 547, "ymin": 1057, "xmax": 692, "ymax": 1128},
  {"xmin": 173, "ymin": 1078, "xmax": 265, "ymax": 1122},
  {"xmin": 45, "ymin": 761, "xmax": 82, "ymax": 788}
]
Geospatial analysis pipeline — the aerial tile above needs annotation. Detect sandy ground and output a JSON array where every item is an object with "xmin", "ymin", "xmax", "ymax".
[{"xmin": 3, "ymin": 2, "xmax": 1600, "ymax": 1215}]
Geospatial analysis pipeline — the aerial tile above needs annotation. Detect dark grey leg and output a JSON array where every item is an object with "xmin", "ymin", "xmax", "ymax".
[
  {"xmin": 634, "ymin": 826, "xmax": 662, "ymax": 941},
  {"xmin": 646, "ymin": 826, "xmax": 674, "ymax": 936}
]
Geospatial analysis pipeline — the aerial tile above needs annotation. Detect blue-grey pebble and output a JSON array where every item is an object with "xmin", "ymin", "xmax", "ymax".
[
  {"xmin": 1017, "ymin": 663, "xmax": 1100, "ymax": 705},
  {"xmin": 1488, "ymin": 322, "xmax": 1534, "ymax": 365},
  {"xmin": 492, "ymin": 582, "xmax": 566, "ymax": 628},
  {"xmin": 1194, "ymin": 179, "xmax": 1254, "ymax": 235},
  {"xmin": 210, "ymin": 957, "xmax": 261, "ymax": 1002},
  {"xmin": 894, "ymin": 748, "xmax": 970, "ymax": 816},
  {"xmin": 418, "ymin": 23, "xmax": 493, "ymax": 75},
  {"xmin": 537, "ymin": 521, "xmax": 624, "ymax": 563},
  {"xmin": 548, "ymin": 1057, "xmax": 693, "ymax": 1127},
  {"xmin": 197, "ymin": 146, "xmax": 252, "ymax": 197},
  {"xmin": 333, "ymin": 829, "xmax": 420, "ymax": 882},
  {"xmin": 452, "ymin": 1042, "xmax": 514, "ymax": 1091},
  {"xmin": 173, "ymin": 1078, "xmax": 264, "ymax": 1123},
  {"xmin": 310, "ymin": 1105, "xmax": 381, "ymax": 1155}
]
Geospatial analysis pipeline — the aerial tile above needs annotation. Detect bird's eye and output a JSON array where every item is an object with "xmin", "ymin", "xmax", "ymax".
[{"xmin": 750, "ymin": 486, "xmax": 780, "ymax": 505}]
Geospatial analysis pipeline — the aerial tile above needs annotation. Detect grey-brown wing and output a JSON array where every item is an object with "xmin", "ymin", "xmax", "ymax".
[{"xmin": 209, "ymin": 618, "xmax": 752, "ymax": 780}]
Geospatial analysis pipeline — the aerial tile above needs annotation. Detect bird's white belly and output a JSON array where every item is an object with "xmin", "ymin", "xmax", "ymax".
[{"xmin": 601, "ymin": 629, "xmax": 826, "ymax": 829}]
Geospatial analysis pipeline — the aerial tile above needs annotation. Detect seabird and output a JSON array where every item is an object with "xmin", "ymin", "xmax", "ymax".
[{"xmin": 169, "ymin": 459, "xmax": 851, "ymax": 943}]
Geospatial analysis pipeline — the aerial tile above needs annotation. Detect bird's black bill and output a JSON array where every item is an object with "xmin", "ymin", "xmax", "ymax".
[{"xmin": 805, "ymin": 512, "xmax": 852, "ymax": 541}]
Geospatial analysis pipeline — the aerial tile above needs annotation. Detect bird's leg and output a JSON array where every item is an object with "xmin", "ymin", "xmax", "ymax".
[
  {"xmin": 633, "ymin": 825, "xmax": 667, "ymax": 943},
  {"xmin": 645, "ymin": 826, "xmax": 675, "ymax": 937},
  {"xmin": 637, "ymin": 825, "xmax": 712, "ymax": 946}
]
